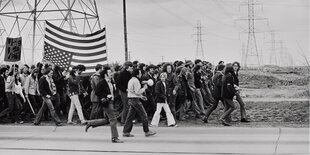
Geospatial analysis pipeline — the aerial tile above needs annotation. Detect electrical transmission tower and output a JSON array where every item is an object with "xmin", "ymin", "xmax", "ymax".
[
  {"xmin": 236, "ymin": 0, "xmax": 268, "ymax": 69},
  {"xmin": 193, "ymin": 21, "xmax": 205, "ymax": 60},
  {"xmin": 0, "ymin": 0, "xmax": 102, "ymax": 65},
  {"xmin": 265, "ymin": 30, "xmax": 281, "ymax": 66}
]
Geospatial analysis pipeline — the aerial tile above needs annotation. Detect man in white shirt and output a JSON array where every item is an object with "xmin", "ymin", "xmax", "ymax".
[{"xmin": 123, "ymin": 69, "xmax": 156, "ymax": 137}]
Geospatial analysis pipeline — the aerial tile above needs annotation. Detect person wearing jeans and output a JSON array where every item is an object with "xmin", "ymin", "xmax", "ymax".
[
  {"xmin": 232, "ymin": 61, "xmax": 250, "ymax": 122},
  {"xmin": 67, "ymin": 70, "xmax": 87, "ymax": 125},
  {"xmin": 116, "ymin": 62, "xmax": 133, "ymax": 124},
  {"xmin": 34, "ymin": 68, "xmax": 62, "ymax": 126},
  {"xmin": 85, "ymin": 67, "xmax": 123, "ymax": 143},
  {"xmin": 220, "ymin": 64, "xmax": 236, "ymax": 126},
  {"xmin": 123, "ymin": 69, "xmax": 156, "ymax": 137}
]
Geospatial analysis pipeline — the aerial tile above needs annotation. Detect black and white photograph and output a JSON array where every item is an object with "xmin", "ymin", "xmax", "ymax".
[{"xmin": 0, "ymin": 0, "xmax": 309, "ymax": 154}]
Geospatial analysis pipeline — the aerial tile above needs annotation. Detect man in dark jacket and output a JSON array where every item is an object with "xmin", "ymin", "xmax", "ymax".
[
  {"xmin": 85, "ymin": 67, "xmax": 123, "ymax": 143},
  {"xmin": 220, "ymin": 64, "xmax": 236, "ymax": 126},
  {"xmin": 202, "ymin": 64, "xmax": 225, "ymax": 123},
  {"xmin": 0, "ymin": 67, "xmax": 8, "ymax": 113},
  {"xmin": 116, "ymin": 61, "xmax": 133, "ymax": 124},
  {"xmin": 141, "ymin": 64, "xmax": 157, "ymax": 118},
  {"xmin": 34, "ymin": 68, "xmax": 62, "ymax": 126},
  {"xmin": 232, "ymin": 61, "xmax": 250, "ymax": 122}
]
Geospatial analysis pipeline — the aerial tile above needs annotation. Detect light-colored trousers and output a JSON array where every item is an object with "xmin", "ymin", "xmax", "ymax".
[
  {"xmin": 151, "ymin": 102, "xmax": 176, "ymax": 126},
  {"xmin": 68, "ymin": 94, "xmax": 85, "ymax": 122}
]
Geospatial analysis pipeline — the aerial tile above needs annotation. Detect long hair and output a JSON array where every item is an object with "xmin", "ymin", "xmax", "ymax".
[
  {"xmin": 162, "ymin": 63, "xmax": 175, "ymax": 73},
  {"xmin": 224, "ymin": 63, "xmax": 234, "ymax": 75},
  {"xmin": 232, "ymin": 61, "xmax": 241, "ymax": 73},
  {"xmin": 69, "ymin": 70, "xmax": 76, "ymax": 77}
]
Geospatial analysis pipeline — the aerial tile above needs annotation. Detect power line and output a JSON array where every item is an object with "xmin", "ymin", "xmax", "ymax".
[
  {"xmin": 149, "ymin": 0, "xmax": 194, "ymax": 26},
  {"xmin": 181, "ymin": 0, "xmax": 236, "ymax": 28}
]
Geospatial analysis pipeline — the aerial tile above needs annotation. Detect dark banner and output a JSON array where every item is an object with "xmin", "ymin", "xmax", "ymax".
[{"xmin": 4, "ymin": 37, "xmax": 22, "ymax": 62}]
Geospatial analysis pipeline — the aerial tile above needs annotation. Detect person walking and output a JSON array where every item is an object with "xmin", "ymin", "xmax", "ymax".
[
  {"xmin": 24, "ymin": 69, "xmax": 41, "ymax": 114},
  {"xmin": 89, "ymin": 64, "xmax": 103, "ymax": 119},
  {"xmin": 116, "ymin": 62, "xmax": 133, "ymax": 124},
  {"xmin": 151, "ymin": 72, "xmax": 177, "ymax": 127},
  {"xmin": 163, "ymin": 63, "xmax": 178, "ymax": 120},
  {"xmin": 85, "ymin": 67, "xmax": 123, "ymax": 143},
  {"xmin": 67, "ymin": 69, "xmax": 87, "ymax": 125},
  {"xmin": 202, "ymin": 64, "xmax": 225, "ymax": 123},
  {"xmin": 220, "ymin": 64, "xmax": 236, "ymax": 126},
  {"xmin": 123, "ymin": 69, "xmax": 156, "ymax": 137},
  {"xmin": 33, "ymin": 68, "xmax": 62, "ymax": 126},
  {"xmin": 232, "ymin": 61, "xmax": 250, "ymax": 122}
]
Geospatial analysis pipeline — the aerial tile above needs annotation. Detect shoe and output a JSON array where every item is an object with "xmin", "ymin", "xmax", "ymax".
[
  {"xmin": 85, "ymin": 124, "xmax": 91, "ymax": 132},
  {"xmin": 67, "ymin": 121, "xmax": 77, "ymax": 125},
  {"xmin": 220, "ymin": 119, "xmax": 231, "ymax": 126},
  {"xmin": 33, "ymin": 122, "xmax": 40, "ymax": 126},
  {"xmin": 112, "ymin": 138, "xmax": 124, "ymax": 143},
  {"xmin": 123, "ymin": 133, "xmax": 134, "ymax": 137},
  {"xmin": 169, "ymin": 124, "xmax": 178, "ymax": 127},
  {"xmin": 241, "ymin": 118, "xmax": 250, "ymax": 123},
  {"xmin": 145, "ymin": 131, "xmax": 156, "ymax": 137},
  {"xmin": 56, "ymin": 123, "xmax": 63, "ymax": 126},
  {"xmin": 202, "ymin": 118, "xmax": 208, "ymax": 123}
]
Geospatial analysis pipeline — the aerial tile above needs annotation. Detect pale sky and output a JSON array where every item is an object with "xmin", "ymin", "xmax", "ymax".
[
  {"xmin": 97, "ymin": 0, "xmax": 309, "ymax": 66},
  {"xmin": 0, "ymin": 0, "xmax": 309, "ymax": 66}
]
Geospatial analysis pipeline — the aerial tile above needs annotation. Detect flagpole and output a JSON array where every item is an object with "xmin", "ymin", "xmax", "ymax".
[{"xmin": 123, "ymin": 0, "xmax": 128, "ymax": 62}]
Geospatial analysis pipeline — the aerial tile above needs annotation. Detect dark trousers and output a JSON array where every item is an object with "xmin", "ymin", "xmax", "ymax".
[
  {"xmin": 168, "ymin": 93, "xmax": 177, "ymax": 120},
  {"xmin": 204, "ymin": 98, "xmax": 224, "ymax": 120},
  {"xmin": 235, "ymin": 92, "xmax": 247, "ymax": 119},
  {"xmin": 0, "ymin": 93, "xmax": 22, "ymax": 122},
  {"xmin": 123, "ymin": 98, "xmax": 150, "ymax": 133},
  {"xmin": 119, "ymin": 90, "xmax": 128, "ymax": 124},
  {"xmin": 88, "ymin": 103, "xmax": 119, "ymax": 139},
  {"xmin": 28, "ymin": 95, "xmax": 42, "ymax": 114},
  {"xmin": 34, "ymin": 97, "xmax": 61, "ymax": 125},
  {"xmin": 90, "ymin": 102, "xmax": 103, "ymax": 119},
  {"xmin": 220, "ymin": 98, "xmax": 236, "ymax": 121},
  {"xmin": 175, "ymin": 94, "xmax": 187, "ymax": 120}
]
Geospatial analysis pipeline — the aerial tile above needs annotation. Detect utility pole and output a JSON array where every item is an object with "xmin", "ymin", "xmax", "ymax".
[
  {"xmin": 193, "ymin": 20, "xmax": 205, "ymax": 60},
  {"xmin": 236, "ymin": 0, "xmax": 268, "ymax": 69},
  {"xmin": 123, "ymin": 0, "xmax": 129, "ymax": 61},
  {"xmin": 161, "ymin": 56, "xmax": 164, "ymax": 62}
]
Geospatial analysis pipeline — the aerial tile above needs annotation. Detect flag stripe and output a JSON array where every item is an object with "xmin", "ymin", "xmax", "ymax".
[
  {"xmin": 72, "ymin": 57, "xmax": 107, "ymax": 63},
  {"xmin": 46, "ymin": 21, "xmax": 105, "ymax": 37},
  {"xmin": 43, "ymin": 21, "xmax": 107, "ymax": 74},
  {"xmin": 45, "ymin": 35, "xmax": 106, "ymax": 50},
  {"xmin": 45, "ymin": 39, "xmax": 105, "ymax": 53},
  {"xmin": 44, "ymin": 41, "xmax": 106, "ymax": 57},
  {"xmin": 46, "ymin": 28, "xmax": 106, "ymax": 44},
  {"xmin": 46, "ymin": 24, "xmax": 104, "ymax": 41}
]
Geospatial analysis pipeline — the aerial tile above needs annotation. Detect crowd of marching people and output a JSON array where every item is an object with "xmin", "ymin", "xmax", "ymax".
[{"xmin": 0, "ymin": 59, "xmax": 250, "ymax": 142}]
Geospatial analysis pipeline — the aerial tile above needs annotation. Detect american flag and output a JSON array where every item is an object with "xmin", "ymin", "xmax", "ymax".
[{"xmin": 43, "ymin": 21, "xmax": 107, "ymax": 74}]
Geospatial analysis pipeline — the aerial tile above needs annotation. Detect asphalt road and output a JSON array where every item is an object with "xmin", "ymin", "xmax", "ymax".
[{"xmin": 0, "ymin": 125, "xmax": 309, "ymax": 155}]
